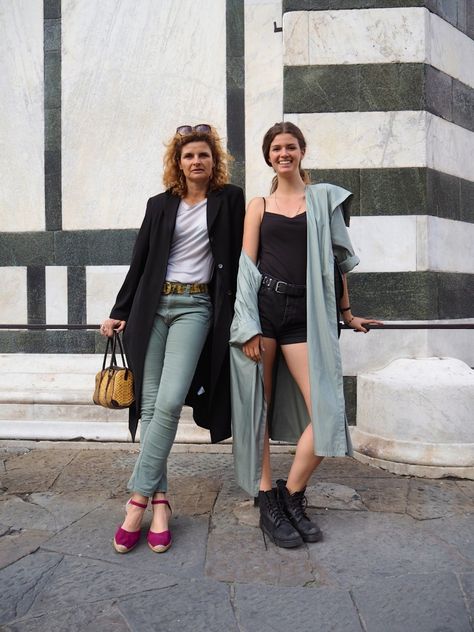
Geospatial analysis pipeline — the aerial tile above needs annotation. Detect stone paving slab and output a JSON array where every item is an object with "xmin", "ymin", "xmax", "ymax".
[
  {"xmin": 1, "ymin": 445, "xmax": 473, "ymax": 631},
  {"xmin": 351, "ymin": 572, "xmax": 472, "ymax": 632},
  {"xmin": 233, "ymin": 583, "xmax": 364, "ymax": 632}
]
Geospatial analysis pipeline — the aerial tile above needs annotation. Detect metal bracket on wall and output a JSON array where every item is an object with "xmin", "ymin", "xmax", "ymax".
[{"xmin": 273, "ymin": 21, "xmax": 282, "ymax": 32}]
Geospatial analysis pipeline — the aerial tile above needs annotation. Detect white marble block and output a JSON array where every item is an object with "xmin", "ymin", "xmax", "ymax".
[
  {"xmin": 352, "ymin": 357, "xmax": 474, "ymax": 479},
  {"xmin": 0, "ymin": 267, "xmax": 28, "ymax": 323}
]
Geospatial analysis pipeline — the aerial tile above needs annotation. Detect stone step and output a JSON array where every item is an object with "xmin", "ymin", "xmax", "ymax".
[{"xmin": 0, "ymin": 354, "xmax": 213, "ymax": 443}]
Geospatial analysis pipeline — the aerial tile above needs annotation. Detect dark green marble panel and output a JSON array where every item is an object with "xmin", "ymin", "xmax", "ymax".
[
  {"xmin": 359, "ymin": 64, "xmax": 424, "ymax": 112},
  {"xmin": 54, "ymin": 230, "xmax": 138, "ymax": 266},
  {"xmin": 227, "ymin": 57, "xmax": 245, "ymax": 91},
  {"xmin": 44, "ymin": 0, "xmax": 61, "ymax": 19},
  {"xmin": 438, "ymin": 274, "xmax": 474, "ymax": 319},
  {"xmin": 424, "ymin": 65, "xmax": 453, "ymax": 123},
  {"xmin": 27, "ymin": 267, "xmax": 46, "ymax": 325},
  {"xmin": 343, "ymin": 376, "xmax": 357, "ymax": 426},
  {"xmin": 426, "ymin": 170, "xmax": 461, "ymax": 221},
  {"xmin": 44, "ymin": 51, "xmax": 61, "ymax": 110},
  {"xmin": 467, "ymin": 0, "xmax": 474, "ymax": 38},
  {"xmin": 453, "ymin": 80, "xmax": 474, "ymax": 131},
  {"xmin": 44, "ymin": 108, "xmax": 61, "ymax": 152},
  {"xmin": 349, "ymin": 272, "xmax": 439, "ymax": 320},
  {"xmin": 0, "ymin": 233, "xmax": 55, "ymax": 266},
  {"xmin": 227, "ymin": 87, "xmax": 245, "ymax": 157},
  {"xmin": 45, "ymin": 173, "xmax": 62, "ymax": 231},
  {"xmin": 0, "ymin": 331, "xmax": 96, "ymax": 354},
  {"xmin": 44, "ymin": 19, "xmax": 60, "ymax": 52},
  {"xmin": 360, "ymin": 168, "xmax": 427, "ymax": 216},
  {"xmin": 460, "ymin": 179, "xmax": 474, "ymax": 224},
  {"xmin": 226, "ymin": 0, "xmax": 244, "ymax": 57},
  {"xmin": 436, "ymin": 0, "xmax": 459, "ymax": 25},
  {"xmin": 284, "ymin": 65, "xmax": 359, "ymax": 112},
  {"xmin": 68, "ymin": 267, "xmax": 86, "ymax": 325},
  {"xmin": 307, "ymin": 169, "xmax": 361, "ymax": 214}
]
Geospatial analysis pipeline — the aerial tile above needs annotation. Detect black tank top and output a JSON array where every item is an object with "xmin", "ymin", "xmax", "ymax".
[{"xmin": 259, "ymin": 199, "xmax": 307, "ymax": 285}]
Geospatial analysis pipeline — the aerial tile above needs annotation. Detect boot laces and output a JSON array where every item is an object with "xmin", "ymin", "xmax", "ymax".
[
  {"xmin": 267, "ymin": 493, "xmax": 286, "ymax": 526},
  {"xmin": 288, "ymin": 491, "xmax": 309, "ymax": 521}
]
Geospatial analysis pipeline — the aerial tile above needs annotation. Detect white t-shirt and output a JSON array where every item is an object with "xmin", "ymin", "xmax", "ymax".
[{"xmin": 165, "ymin": 199, "xmax": 214, "ymax": 283}]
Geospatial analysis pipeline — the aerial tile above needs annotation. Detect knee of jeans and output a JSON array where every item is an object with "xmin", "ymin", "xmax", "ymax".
[{"xmin": 155, "ymin": 395, "xmax": 182, "ymax": 421}]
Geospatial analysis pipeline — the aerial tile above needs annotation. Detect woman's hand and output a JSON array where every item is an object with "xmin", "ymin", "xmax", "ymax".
[
  {"xmin": 242, "ymin": 334, "xmax": 264, "ymax": 362},
  {"xmin": 100, "ymin": 318, "xmax": 126, "ymax": 337},
  {"xmin": 345, "ymin": 315, "xmax": 383, "ymax": 333}
]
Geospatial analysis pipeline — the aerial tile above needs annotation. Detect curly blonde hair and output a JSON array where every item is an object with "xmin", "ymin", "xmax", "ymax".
[{"xmin": 163, "ymin": 127, "xmax": 231, "ymax": 197}]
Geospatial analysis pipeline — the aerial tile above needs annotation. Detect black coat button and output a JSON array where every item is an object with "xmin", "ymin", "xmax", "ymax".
[{"xmin": 217, "ymin": 263, "xmax": 224, "ymax": 269}]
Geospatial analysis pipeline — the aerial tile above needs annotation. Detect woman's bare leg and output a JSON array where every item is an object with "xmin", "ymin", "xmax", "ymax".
[
  {"xmin": 280, "ymin": 342, "xmax": 324, "ymax": 492},
  {"xmin": 259, "ymin": 336, "xmax": 278, "ymax": 491}
]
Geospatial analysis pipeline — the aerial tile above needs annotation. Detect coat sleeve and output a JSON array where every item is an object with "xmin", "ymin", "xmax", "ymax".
[
  {"xmin": 110, "ymin": 199, "xmax": 153, "ymax": 320},
  {"xmin": 330, "ymin": 204, "xmax": 360, "ymax": 274}
]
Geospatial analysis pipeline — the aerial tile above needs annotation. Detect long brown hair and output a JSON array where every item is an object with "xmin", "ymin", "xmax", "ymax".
[
  {"xmin": 162, "ymin": 127, "xmax": 231, "ymax": 197},
  {"xmin": 262, "ymin": 121, "xmax": 310, "ymax": 193}
]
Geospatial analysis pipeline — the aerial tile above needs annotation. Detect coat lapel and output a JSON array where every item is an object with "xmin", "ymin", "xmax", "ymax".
[
  {"xmin": 163, "ymin": 192, "xmax": 181, "ymax": 238},
  {"xmin": 207, "ymin": 190, "xmax": 222, "ymax": 234}
]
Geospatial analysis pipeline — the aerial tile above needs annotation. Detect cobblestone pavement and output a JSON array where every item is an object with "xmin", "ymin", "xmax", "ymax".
[{"xmin": 0, "ymin": 441, "xmax": 473, "ymax": 632}]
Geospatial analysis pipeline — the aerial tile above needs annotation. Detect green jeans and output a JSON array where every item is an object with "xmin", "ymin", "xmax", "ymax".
[{"xmin": 127, "ymin": 292, "xmax": 212, "ymax": 496}]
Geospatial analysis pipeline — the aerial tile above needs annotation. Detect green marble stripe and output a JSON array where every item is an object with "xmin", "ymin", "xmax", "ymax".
[
  {"xmin": 226, "ymin": 0, "xmax": 245, "ymax": 189},
  {"xmin": 27, "ymin": 267, "xmax": 46, "ymax": 325},
  {"xmin": 284, "ymin": 64, "xmax": 474, "ymax": 133}
]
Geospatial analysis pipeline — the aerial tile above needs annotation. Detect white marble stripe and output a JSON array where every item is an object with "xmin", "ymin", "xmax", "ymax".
[
  {"xmin": 348, "ymin": 216, "xmax": 474, "ymax": 274},
  {"xmin": 0, "ymin": 267, "xmax": 27, "ymax": 324},
  {"xmin": 0, "ymin": 1, "xmax": 44, "ymax": 231},
  {"xmin": 340, "ymin": 321, "xmax": 474, "ymax": 376},
  {"xmin": 244, "ymin": 0, "xmax": 283, "ymax": 201},
  {"xmin": 86, "ymin": 265, "xmax": 128, "ymax": 324},
  {"xmin": 286, "ymin": 111, "xmax": 474, "ymax": 182},
  {"xmin": 284, "ymin": 8, "xmax": 474, "ymax": 90},
  {"xmin": 45, "ymin": 266, "xmax": 68, "ymax": 325}
]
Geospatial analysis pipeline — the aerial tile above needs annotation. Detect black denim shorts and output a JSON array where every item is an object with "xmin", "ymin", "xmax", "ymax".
[{"xmin": 258, "ymin": 284, "xmax": 307, "ymax": 345}]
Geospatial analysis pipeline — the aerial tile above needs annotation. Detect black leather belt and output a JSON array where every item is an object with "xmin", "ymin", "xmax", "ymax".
[{"xmin": 261, "ymin": 274, "xmax": 306, "ymax": 297}]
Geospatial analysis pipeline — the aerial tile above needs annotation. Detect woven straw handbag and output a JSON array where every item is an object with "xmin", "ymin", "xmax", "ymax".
[{"xmin": 93, "ymin": 331, "xmax": 135, "ymax": 409}]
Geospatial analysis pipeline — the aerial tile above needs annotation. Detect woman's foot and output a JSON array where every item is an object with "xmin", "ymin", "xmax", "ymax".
[
  {"xmin": 113, "ymin": 496, "xmax": 148, "ymax": 554},
  {"xmin": 148, "ymin": 496, "xmax": 172, "ymax": 553}
]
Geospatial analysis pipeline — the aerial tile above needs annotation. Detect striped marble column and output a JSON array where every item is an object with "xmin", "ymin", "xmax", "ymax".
[{"xmin": 282, "ymin": 2, "xmax": 474, "ymax": 407}]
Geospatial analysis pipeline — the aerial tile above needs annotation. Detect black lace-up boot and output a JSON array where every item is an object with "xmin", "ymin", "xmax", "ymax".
[
  {"xmin": 276, "ymin": 479, "xmax": 322, "ymax": 543},
  {"xmin": 258, "ymin": 489, "xmax": 303, "ymax": 548}
]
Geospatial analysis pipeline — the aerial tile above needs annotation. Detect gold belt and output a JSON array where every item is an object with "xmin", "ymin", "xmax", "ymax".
[{"xmin": 161, "ymin": 281, "xmax": 208, "ymax": 295}]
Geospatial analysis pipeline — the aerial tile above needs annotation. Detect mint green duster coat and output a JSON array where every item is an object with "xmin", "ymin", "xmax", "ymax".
[{"xmin": 230, "ymin": 184, "xmax": 360, "ymax": 496}]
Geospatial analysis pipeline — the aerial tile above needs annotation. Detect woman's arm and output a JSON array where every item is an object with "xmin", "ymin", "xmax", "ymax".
[{"xmin": 339, "ymin": 274, "xmax": 383, "ymax": 333}]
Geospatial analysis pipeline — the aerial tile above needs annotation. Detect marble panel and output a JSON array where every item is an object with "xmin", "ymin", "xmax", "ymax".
[
  {"xmin": 291, "ymin": 111, "xmax": 427, "ymax": 170},
  {"xmin": 282, "ymin": 10, "xmax": 309, "ymax": 66},
  {"xmin": 86, "ymin": 266, "xmax": 128, "ymax": 324},
  {"xmin": 62, "ymin": 0, "xmax": 226, "ymax": 230},
  {"xmin": 420, "ymin": 216, "xmax": 474, "ymax": 273},
  {"xmin": 308, "ymin": 8, "xmax": 427, "ymax": 66},
  {"xmin": 427, "ymin": 114, "xmax": 474, "ymax": 183},
  {"xmin": 45, "ymin": 266, "xmax": 68, "ymax": 324},
  {"xmin": 349, "ymin": 216, "xmax": 417, "ymax": 273},
  {"xmin": 245, "ymin": 0, "xmax": 284, "ymax": 201},
  {"xmin": 289, "ymin": 111, "xmax": 474, "ymax": 181},
  {"xmin": 429, "ymin": 11, "xmax": 474, "ymax": 90},
  {"xmin": 0, "ymin": 267, "xmax": 27, "ymax": 324},
  {"xmin": 0, "ymin": 0, "xmax": 44, "ymax": 231}
]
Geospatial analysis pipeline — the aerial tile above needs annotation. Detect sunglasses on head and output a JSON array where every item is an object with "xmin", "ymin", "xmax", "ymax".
[{"xmin": 176, "ymin": 124, "xmax": 212, "ymax": 135}]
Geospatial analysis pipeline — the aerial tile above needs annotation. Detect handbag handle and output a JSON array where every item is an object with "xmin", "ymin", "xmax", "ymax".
[{"xmin": 101, "ymin": 331, "xmax": 128, "ymax": 370}]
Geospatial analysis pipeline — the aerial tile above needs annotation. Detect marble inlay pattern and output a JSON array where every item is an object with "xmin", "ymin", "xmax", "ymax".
[
  {"xmin": 245, "ymin": 0, "xmax": 284, "ymax": 200},
  {"xmin": 287, "ymin": 111, "xmax": 474, "ymax": 182},
  {"xmin": 62, "ymin": 0, "xmax": 227, "ymax": 230},
  {"xmin": 284, "ymin": 8, "xmax": 474, "ymax": 90},
  {"xmin": 0, "ymin": 267, "xmax": 28, "ymax": 324},
  {"xmin": 0, "ymin": 1, "xmax": 44, "ymax": 231}
]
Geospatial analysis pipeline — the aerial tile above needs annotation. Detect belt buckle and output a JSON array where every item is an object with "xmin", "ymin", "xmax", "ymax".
[
  {"xmin": 275, "ymin": 281, "xmax": 287, "ymax": 294},
  {"xmin": 162, "ymin": 281, "xmax": 172, "ymax": 295}
]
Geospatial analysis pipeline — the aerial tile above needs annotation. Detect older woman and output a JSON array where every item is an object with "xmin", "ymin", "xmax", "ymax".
[{"xmin": 101, "ymin": 125, "xmax": 244, "ymax": 553}]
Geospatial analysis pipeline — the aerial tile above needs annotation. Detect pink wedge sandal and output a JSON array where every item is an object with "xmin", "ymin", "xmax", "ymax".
[
  {"xmin": 147, "ymin": 499, "xmax": 172, "ymax": 553},
  {"xmin": 113, "ymin": 498, "xmax": 148, "ymax": 553}
]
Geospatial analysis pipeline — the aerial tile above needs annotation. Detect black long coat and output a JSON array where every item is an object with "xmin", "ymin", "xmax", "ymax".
[{"xmin": 110, "ymin": 184, "xmax": 245, "ymax": 442}]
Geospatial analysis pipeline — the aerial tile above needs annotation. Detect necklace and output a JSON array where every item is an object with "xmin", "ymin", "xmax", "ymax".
[{"xmin": 273, "ymin": 192, "xmax": 306, "ymax": 217}]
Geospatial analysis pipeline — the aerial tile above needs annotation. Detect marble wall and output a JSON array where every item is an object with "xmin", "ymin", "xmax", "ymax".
[{"xmin": 0, "ymin": 1, "xmax": 44, "ymax": 231}]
